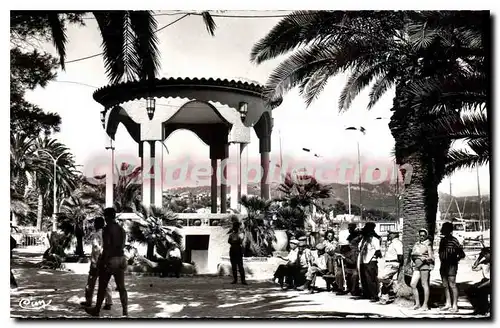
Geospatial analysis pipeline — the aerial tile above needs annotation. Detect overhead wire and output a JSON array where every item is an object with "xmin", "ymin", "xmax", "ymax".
[
  {"xmin": 66, "ymin": 11, "xmax": 291, "ymax": 64},
  {"xmin": 66, "ymin": 13, "xmax": 190, "ymax": 64}
]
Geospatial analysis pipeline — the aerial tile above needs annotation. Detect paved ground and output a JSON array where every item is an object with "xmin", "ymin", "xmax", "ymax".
[{"xmin": 10, "ymin": 250, "xmax": 490, "ymax": 319}]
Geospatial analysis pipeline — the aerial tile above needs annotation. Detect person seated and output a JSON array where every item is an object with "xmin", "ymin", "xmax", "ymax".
[
  {"xmin": 466, "ymin": 247, "xmax": 490, "ymax": 315},
  {"xmin": 299, "ymin": 243, "xmax": 328, "ymax": 292},
  {"xmin": 291, "ymin": 240, "xmax": 312, "ymax": 289},
  {"xmin": 274, "ymin": 239, "xmax": 299, "ymax": 289},
  {"xmin": 165, "ymin": 244, "xmax": 183, "ymax": 278}
]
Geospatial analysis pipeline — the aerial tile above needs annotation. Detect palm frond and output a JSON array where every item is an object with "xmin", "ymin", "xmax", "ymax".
[
  {"xmin": 46, "ymin": 13, "xmax": 67, "ymax": 69},
  {"xmin": 338, "ymin": 60, "xmax": 389, "ymax": 111},
  {"xmin": 129, "ymin": 10, "xmax": 161, "ymax": 81},
  {"xmin": 445, "ymin": 149, "xmax": 489, "ymax": 176},
  {"xmin": 367, "ymin": 68, "xmax": 398, "ymax": 109},
  {"xmin": 201, "ymin": 11, "xmax": 217, "ymax": 36},
  {"xmin": 93, "ymin": 12, "xmax": 126, "ymax": 84},
  {"xmin": 263, "ymin": 39, "xmax": 374, "ymax": 107}
]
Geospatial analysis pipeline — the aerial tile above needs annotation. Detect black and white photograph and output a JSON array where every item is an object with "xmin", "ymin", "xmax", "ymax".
[{"xmin": 8, "ymin": 4, "xmax": 492, "ymax": 320}]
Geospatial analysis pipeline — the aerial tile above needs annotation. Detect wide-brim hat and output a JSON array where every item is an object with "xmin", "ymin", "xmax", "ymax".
[
  {"xmin": 290, "ymin": 239, "xmax": 299, "ymax": 245},
  {"xmin": 298, "ymin": 236, "xmax": 307, "ymax": 242},
  {"xmin": 387, "ymin": 230, "xmax": 400, "ymax": 236}
]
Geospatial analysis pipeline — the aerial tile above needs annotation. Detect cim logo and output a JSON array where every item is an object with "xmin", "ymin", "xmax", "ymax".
[{"xmin": 18, "ymin": 298, "xmax": 52, "ymax": 310}]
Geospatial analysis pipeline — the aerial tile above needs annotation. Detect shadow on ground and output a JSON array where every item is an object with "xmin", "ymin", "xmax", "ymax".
[{"xmin": 10, "ymin": 251, "xmax": 488, "ymax": 319}]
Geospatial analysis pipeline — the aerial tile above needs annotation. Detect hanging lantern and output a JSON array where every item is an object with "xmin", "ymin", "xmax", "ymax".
[
  {"xmin": 146, "ymin": 97, "xmax": 156, "ymax": 120},
  {"xmin": 238, "ymin": 102, "xmax": 248, "ymax": 122},
  {"xmin": 100, "ymin": 110, "xmax": 106, "ymax": 129}
]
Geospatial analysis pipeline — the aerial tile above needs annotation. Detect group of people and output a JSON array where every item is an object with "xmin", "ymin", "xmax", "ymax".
[
  {"xmin": 271, "ymin": 223, "xmax": 373, "ymax": 297},
  {"xmin": 267, "ymin": 221, "xmax": 490, "ymax": 314},
  {"xmin": 80, "ymin": 208, "xmax": 129, "ymax": 317},
  {"xmin": 80, "ymin": 208, "xmax": 185, "ymax": 316}
]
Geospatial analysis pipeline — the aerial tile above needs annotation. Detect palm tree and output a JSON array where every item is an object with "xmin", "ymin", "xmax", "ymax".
[
  {"xmin": 59, "ymin": 194, "xmax": 101, "ymax": 256},
  {"xmin": 277, "ymin": 173, "xmax": 331, "ymax": 209},
  {"xmin": 10, "ymin": 178, "xmax": 32, "ymax": 226},
  {"xmin": 11, "ymin": 11, "xmax": 217, "ymax": 84},
  {"xmin": 234, "ymin": 195, "xmax": 277, "ymax": 257},
  {"xmin": 10, "ymin": 134, "xmax": 79, "ymax": 230},
  {"xmin": 10, "ymin": 134, "xmax": 50, "ymax": 198},
  {"xmin": 275, "ymin": 173, "xmax": 331, "ymax": 242},
  {"xmin": 78, "ymin": 162, "xmax": 143, "ymax": 213},
  {"xmin": 34, "ymin": 136, "xmax": 80, "ymax": 229},
  {"xmin": 128, "ymin": 205, "xmax": 181, "ymax": 260},
  {"xmin": 250, "ymin": 10, "xmax": 487, "ymax": 276}
]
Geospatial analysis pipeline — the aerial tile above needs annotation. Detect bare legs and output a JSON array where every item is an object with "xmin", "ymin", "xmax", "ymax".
[
  {"xmin": 449, "ymin": 276, "xmax": 459, "ymax": 311},
  {"xmin": 420, "ymin": 270, "xmax": 430, "ymax": 310},
  {"xmin": 441, "ymin": 275, "xmax": 452, "ymax": 310},
  {"xmin": 410, "ymin": 271, "xmax": 421, "ymax": 309},
  {"xmin": 410, "ymin": 270, "xmax": 430, "ymax": 310}
]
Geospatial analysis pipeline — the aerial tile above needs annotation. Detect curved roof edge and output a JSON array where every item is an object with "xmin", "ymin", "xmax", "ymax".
[{"xmin": 93, "ymin": 77, "xmax": 266, "ymax": 105}]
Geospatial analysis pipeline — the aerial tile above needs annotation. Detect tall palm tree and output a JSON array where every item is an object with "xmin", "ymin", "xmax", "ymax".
[
  {"xmin": 34, "ymin": 136, "xmax": 80, "ymax": 229},
  {"xmin": 250, "ymin": 10, "xmax": 487, "ymax": 275},
  {"xmin": 10, "ymin": 11, "xmax": 217, "ymax": 84}
]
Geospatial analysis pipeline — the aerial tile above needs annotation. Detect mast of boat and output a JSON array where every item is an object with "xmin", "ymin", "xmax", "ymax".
[
  {"xmin": 476, "ymin": 166, "xmax": 485, "ymax": 232},
  {"xmin": 444, "ymin": 179, "xmax": 453, "ymax": 221}
]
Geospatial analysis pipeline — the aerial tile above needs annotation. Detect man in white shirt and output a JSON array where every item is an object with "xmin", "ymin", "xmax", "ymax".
[
  {"xmin": 378, "ymin": 230, "xmax": 403, "ymax": 303},
  {"xmin": 358, "ymin": 222, "xmax": 382, "ymax": 302},
  {"xmin": 274, "ymin": 239, "xmax": 299, "ymax": 288},
  {"xmin": 293, "ymin": 240, "xmax": 312, "ymax": 288},
  {"xmin": 300, "ymin": 243, "xmax": 328, "ymax": 292},
  {"xmin": 80, "ymin": 217, "xmax": 112, "ymax": 309}
]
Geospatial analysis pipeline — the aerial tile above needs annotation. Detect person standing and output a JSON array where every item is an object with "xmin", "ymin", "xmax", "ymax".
[
  {"xmin": 439, "ymin": 222, "xmax": 466, "ymax": 313},
  {"xmin": 85, "ymin": 208, "xmax": 128, "ymax": 317},
  {"xmin": 378, "ymin": 230, "xmax": 404, "ymax": 304},
  {"xmin": 358, "ymin": 222, "xmax": 382, "ymax": 302},
  {"xmin": 409, "ymin": 228, "xmax": 434, "ymax": 310},
  {"xmin": 334, "ymin": 239, "xmax": 358, "ymax": 295},
  {"xmin": 80, "ymin": 217, "xmax": 112, "ymax": 309},
  {"xmin": 337, "ymin": 240, "xmax": 360, "ymax": 296},
  {"xmin": 228, "ymin": 221, "xmax": 247, "ymax": 285},
  {"xmin": 347, "ymin": 223, "xmax": 362, "ymax": 245},
  {"xmin": 322, "ymin": 230, "xmax": 337, "ymax": 276},
  {"xmin": 274, "ymin": 239, "xmax": 299, "ymax": 289}
]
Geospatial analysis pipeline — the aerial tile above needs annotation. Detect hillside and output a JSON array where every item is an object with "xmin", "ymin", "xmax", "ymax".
[{"xmin": 167, "ymin": 181, "xmax": 490, "ymax": 218}]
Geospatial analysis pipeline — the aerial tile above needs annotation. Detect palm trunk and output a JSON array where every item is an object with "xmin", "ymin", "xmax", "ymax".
[
  {"xmin": 75, "ymin": 226, "xmax": 84, "ymax": 256},
  {"xmin": 146, "ymin": 241, "xmax": 155, "ymax": 260},
  {"xmin": 37, "ymin": 192, "xmax": 43, "ymax": 231},
  {"xmin": 389, "ymin": 87, "xmax": 429, "ymax": 298}
]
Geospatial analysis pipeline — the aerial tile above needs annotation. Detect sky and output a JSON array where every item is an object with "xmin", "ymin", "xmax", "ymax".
[{"xmin": 22, "ymin": 10, "xmax": 490, "ymax": 197}]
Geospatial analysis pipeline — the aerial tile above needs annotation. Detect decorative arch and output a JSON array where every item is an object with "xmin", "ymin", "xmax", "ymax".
[
  {"xmin": 253, "ymin": 110, "xmax": 273, "ymax": 153},
  {"xmin": 106, "ymin": 106, "xmax": 140, "ymax": 142},
  {"xmin": 165, "ymin": 100, "xmax": 232, "ymax": 126}
]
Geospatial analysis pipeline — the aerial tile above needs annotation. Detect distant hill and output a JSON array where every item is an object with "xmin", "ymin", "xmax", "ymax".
[{"xmin": 167, "ymin": 181, "xmax": 490, "ymax": 219}]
